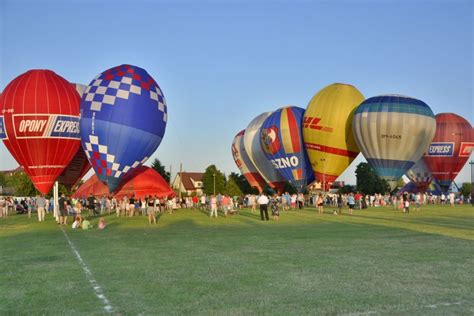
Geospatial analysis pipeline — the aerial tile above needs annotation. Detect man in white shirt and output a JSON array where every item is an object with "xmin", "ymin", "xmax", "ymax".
[{"xmin": 257, "ymin": 193, "xmax": 269, "ymax": 221}]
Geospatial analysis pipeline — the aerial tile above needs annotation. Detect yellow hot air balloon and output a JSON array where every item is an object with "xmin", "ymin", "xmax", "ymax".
[{"xmin": 303, "ymin": 83, "xmax": 364, "ymax": 189}]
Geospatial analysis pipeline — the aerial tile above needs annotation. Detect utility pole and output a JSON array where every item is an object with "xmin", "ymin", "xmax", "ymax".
[
  {"xmin": 213, "ymin": 173, "xmax": 216, "ymax": 196},
  {"xmin": 178, "ymin": 163, "xmax": 183, "ymax": 200}
]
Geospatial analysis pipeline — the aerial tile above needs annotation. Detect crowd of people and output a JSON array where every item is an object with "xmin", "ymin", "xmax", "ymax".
[{"xmin": 0, "ymin": 190, "xmax": 471, "ymax": 225}]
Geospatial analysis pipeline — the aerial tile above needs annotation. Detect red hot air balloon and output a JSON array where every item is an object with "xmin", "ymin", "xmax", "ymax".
[
  {"xmin": 1, "ymin": 70, "xmax": 81, "ymax": 194},
  {"xmin": 423, "ymin": 113, "xmax": 474, "ymax": 191}
]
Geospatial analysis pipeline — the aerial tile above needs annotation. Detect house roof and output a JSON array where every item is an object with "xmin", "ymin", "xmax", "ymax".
[
  {"xmin": 0, "ymin": 166, "xmax": 23, "ymax": 174},
  {"xmin": 180, "ymin": 172, "xmax": 203, "ymax": 190}
]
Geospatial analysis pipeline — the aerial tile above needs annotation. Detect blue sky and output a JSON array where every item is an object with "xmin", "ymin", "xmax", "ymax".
[{"xmin": 0, "ymin": 0, "xmax": 473, "ymax": 185}]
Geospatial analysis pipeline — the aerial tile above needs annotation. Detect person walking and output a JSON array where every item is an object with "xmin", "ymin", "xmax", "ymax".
[
  {"xmin": 58, "ymin": 194, "xmax": 68, "ymax": 225},
  {"xmin": 36, "ymin": 195, "xmax": 46, "ymax": 222},
  {"xmin": 270, "ymin": 194, "xmax": 280, "ymax": 220},
  {"xmin": 257, "ymin": 193, "xmax": 269, "ymax": 221},
  {"xmin": 147, "ymin": 196, "xmax": 156, "ymax": 224}
]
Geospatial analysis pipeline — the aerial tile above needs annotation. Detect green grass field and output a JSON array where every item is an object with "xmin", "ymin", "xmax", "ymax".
[{"xmin": 1, "ymin": 204, "xmax": 473, "ymax": 315}]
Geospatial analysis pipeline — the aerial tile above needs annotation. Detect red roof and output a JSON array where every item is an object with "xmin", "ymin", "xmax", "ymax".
[{"xmin": 179, "ymin": 172, "xmax": 203, "ymax": 190}]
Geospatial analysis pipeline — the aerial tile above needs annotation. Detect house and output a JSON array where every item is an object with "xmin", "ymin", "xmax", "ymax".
[
  {"xmin": 0, "ymin": 166, "xmax": 24, "ymax": 176},
  {"xmin": 171, "ymin": 172, "xmax": 204, "ymax": 196}
]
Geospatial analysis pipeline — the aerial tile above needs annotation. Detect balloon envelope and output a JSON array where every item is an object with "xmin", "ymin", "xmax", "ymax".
[
  {"xmin": 58, "ymin": 84, "xmax": 91, "ymax": 189},
  {"xmin": 232, "ymin": 130, "xmax": 267, "ymax": 192},
  {"xmin": 80, "ymin": 65, "xmax": 167, "ymax": 192},
  {"xmin": 423, "ymin": 113, "xmax": 473, "ymax": 190},
  {"xmin": 405, "ymin": 158, "xmax": 432, "ymax": 192},
  {"xmin": 1, "ymin": 70, "xmax": 81, "ymax": 194},
  {"xmin": 353, "ymin": 95, "xmax": 436, "ymax": 190},
  {"xmin": 303, "ymin": 83, "xmax": 364, "ymax": 188},
  {"xmin": 244, "ymin": 112, "xmax": 287, "ymax": 192},
  {"xmin": 261, "ymin": 106, "xmax": 314, "ymax": 191}
]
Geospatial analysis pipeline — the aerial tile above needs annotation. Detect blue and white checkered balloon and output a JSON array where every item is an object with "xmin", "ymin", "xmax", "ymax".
[{"xmin": 80, "ymin": 64, "xmax": 167, "ymax": 192}]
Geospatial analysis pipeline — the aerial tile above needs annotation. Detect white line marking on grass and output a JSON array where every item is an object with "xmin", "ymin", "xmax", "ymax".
[
  {"xmin": 426, "ymin": 301, "xmax": 463, "ymax": 309},
  {"xmin": 61, "ymin": 227, "xmax": 114, "ymax": 313}
]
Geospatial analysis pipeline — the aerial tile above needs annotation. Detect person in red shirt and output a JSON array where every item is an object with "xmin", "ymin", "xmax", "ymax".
[{"xmin": 354, "ymin": 192, "xmax": 362, "ymax": 210}]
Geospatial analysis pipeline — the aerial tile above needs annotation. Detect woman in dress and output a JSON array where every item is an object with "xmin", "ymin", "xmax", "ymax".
[{"xmin": 271, "ymin": 194, "xmax": 280, "ymax": 221}]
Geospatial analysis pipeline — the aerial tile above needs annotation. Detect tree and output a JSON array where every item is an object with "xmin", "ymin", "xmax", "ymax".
[
  {"xmin": 0, "ymin": 172, "xmax": 6, "ymax": 186},
  {"xmin": 5, "ymin": 171, "xmax": 38, "ymax": 196},
  {"xmin": 355, "ymin": 162, "xmax": 390, "ymax": 195},
  {"xmin": 202, "ymin": 165, "xmax": 226, "ymax": 195},
  {"xmin": 151, "ymin": 158, "xmax": 170, "ymax": 183},
  {"xmin": 460, "ymin": 182, "xmax": 472, "ymax": 198},
  {"xmin": 282, "ymin": 182, "xmax": 297, "ymax": 194},
  {"xmin": 225, "ymin": 176, "xmax": 243, "ymax": 197},
  {"xmin": 228, "ymin": 172, "xmax": 258, "ymax": 195}
]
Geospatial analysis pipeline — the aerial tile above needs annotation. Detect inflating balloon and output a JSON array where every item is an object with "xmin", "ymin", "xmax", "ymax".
[
  {"xmin": 423, "ymin": 113, "xmax": 473, "ymax": 191},
  {"xmin": 405, "ymin": 158, "xmax": 433, "ymax": 192},
  {"xmin": 80, "ymin": 64, "xmax": 167, "ymax": 192},
  {"xmin": 353, "ymin": 95, "xmax": 436, "ymax": 190},
  {"xmin": 243, "ymin": 112, "xmax": 286, "ymax": 192},
  {"xmin": 232, "ymin": 130, "xmax": 267, "ymax": 192},
  {"xmin": 260, "ymin": 106, "xmax": 314, "ymax": 191},
  {"xmin": 1, "ymin": 70, "xmax": 81, "ymax": 194},
  {"xmin": 303, "ymin": 83, "xmax": 364, "ymax": 190}
]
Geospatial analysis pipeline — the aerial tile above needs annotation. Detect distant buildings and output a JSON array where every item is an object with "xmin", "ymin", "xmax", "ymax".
[{"xmin": 171, "ymin": 172, "xmax": 204, "ymax": 196}]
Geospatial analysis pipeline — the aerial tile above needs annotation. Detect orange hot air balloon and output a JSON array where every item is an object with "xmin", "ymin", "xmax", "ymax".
[{"xmin": 303, "ymin": 83, "xmax": 364, "ymax": 189}]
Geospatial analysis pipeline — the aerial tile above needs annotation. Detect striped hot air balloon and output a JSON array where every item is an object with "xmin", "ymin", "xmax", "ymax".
[
  {"xmin": 260, "ymin": 106, "xmax": 314, "ymax": 192},
  {"xmin": 1, "ymin": 70, "xmax": 81, "ymax": 194},
  {"xmin": 423, "ymin": 113, "xmax": 474, "ymax": 191},
  {"xmin": 303, "ymin": 83, "xmax": 364, "ymax": 190},
  {"xmin": 232, "ymin": 130, "xmax": 267, "ymax": 192},
  {"xmin": 353, "ymin": 95, "xmax": 436, "ymax": 191},
  {"xmin": 243, "ymin": 112, "xmax": 287, "ymax": 193},
  {"xmin": 406, "ymin": 158, "xmax": 433, "ymax": 192}
]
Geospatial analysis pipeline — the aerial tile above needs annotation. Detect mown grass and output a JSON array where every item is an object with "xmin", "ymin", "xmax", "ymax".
[{"xmin": 0, "ymin": 204, "xmax": 473, "ymax": 315}]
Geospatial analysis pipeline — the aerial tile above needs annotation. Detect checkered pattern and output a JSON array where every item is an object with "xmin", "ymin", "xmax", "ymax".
[
  {"xmin": 83, "ymin": 135, "xmax": 148, "ymax": 178},
  {"xmin": 83, "ymin": 65, "xmax": 167, "ymax": 122}
]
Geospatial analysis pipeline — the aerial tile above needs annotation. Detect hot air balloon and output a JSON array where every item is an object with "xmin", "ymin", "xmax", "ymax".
[
  {"xmin": 423, "ymin": 113, "xmax": 474, "ymax": 191},
  {"xmin": 405, "ymin": 158, "xmax": 433, "ymax": 192},
  {"xmin": 243, "ymin": 112, "xmax": 287, "ymax": 192},
  {"xmin": 260, "ymin": 106, "xmax": 314, "ymax": 192},
  {"xmin": 57, "ymin": 84, "xmax": 91, "ymax": 189},
  {"xmin": 232, "ymin": 130, "xmax": 267, "ymax": 192},
  {"xmin": 353, "ymin": 95, "xmax": 436, "ymax": 190},
  {"xmin": 303, "ymin": 83, "xmax": 364, "ymax": 190},
  {"xmin": 80, "ymin": 64, "xmax": 167, "ymax": 192},
  {"xmin": 1, "ymin": 70, "xmax": 81, "ymax": 194}
]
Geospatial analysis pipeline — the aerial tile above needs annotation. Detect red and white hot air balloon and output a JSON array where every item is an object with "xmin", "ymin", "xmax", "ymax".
[{"xmin": 1, "ymin": 70, "xmax": 81, "ymax": 194}]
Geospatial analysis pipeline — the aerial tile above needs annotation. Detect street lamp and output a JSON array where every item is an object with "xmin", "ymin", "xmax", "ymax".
[
  {"xmin": 213, "ymin": 173, "xmax": 216, "ymax": 196},
  {"xmin": 469, "ymin": 160, "xmax": 473, "ymax": 206}
]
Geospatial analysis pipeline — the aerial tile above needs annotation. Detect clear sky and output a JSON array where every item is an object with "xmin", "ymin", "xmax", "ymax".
[{"xmin": 0, "ymin": 0, "xmax": 473, "ymax": 185}]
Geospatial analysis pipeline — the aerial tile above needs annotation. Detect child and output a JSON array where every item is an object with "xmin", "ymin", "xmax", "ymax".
[
  {"xmin": 98, "ymin": 217, "xmax": 106, "ymax": 229},
  {"xmin": 72, "ymin": 216, "xmax": 81, "ymax": 229}
]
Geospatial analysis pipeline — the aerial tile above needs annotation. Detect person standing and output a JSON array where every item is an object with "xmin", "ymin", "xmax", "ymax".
[
  {"xmin": 316, "ymin": 193, "xmax": 324, "ymax": 214},
  {"xmin": 270, "ymin": 194, "xmax": 280, "ymax": 220},
  {"xmin": 36, "ymin": 195, "xmax": 46, "ymax": 222},
  {"xmin": 147, "ymin": 196, "xmax": 156, "ymax": 224},
  {"xmin": 257, "ymin": 193, "xmax": 269, "ymax": 221},
  {"xmin": 210, "ymin": 195, "xmax": 218, "ymax": 218},
  {"xmin": 58, "ymin": 194, "xmax": 67, "ymax": 225},
  {"xmin": 347, "ymin": 193, "xmax": 355, "ymax": 215}
]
